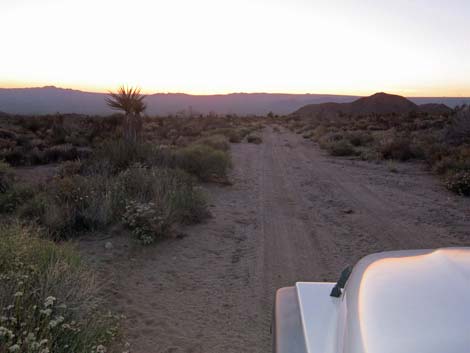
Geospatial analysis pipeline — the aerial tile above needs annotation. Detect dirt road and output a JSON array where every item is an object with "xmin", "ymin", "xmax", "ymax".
[{"xmin": 83, "ymin": 126, "xmax": 470, "ymax": 353}]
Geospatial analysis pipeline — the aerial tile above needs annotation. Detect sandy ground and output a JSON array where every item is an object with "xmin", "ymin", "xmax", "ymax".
[{"xmin": 80, "ymin": 126, "xmax": 470, "ymax": 353}]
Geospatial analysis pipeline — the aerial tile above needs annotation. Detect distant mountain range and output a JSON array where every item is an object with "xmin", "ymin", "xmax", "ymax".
[
  {"xmin": 294, "ymin": 92, "xmax": 455, "ymax": 117},
  {"xmin": 0, "ymin": 86, "xmax": 468, "ymax": 116}
]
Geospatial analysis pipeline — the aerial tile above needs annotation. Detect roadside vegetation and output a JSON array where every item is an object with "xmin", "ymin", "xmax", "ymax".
[
  {"xmin": 0, "ymin": 222, "xmax": 120, "ymax": 353},
  {"xmin": 0, "ymin": 88, "xmax": 266, "ymax": 351},
  {"xmin": 283, "ymin": 105, "xmax": 470, "ymax": 196}
]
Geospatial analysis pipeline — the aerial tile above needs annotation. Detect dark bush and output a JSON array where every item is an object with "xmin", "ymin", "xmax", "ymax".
[
  {"xmin": 380, "ymin": 137, "xmax": 416, "ymax": 161},
  {"xmin": 445, "ymin": 171, "xmax": 470, "ymax": 196},
  {"xmin": 44, "ymin": 144, "xmax": 79, "ymax": 163},
  {"xmin": 0, "ymin": 160, "xmax": 13, "ymax": 193},
  {"xmin": 247, "ymin": 135, "xmax": 262, "ymax": 144},
  {"xmin": 326, "ymin": 139, "xmax": 357, "ymax": 157},
  {"xmin": 0, "ymin": 184, "xmax": 36, "ymax": 213},
  {"xmin": 346, "ymin": 131, "xmax": 374, "ymax": 146}
]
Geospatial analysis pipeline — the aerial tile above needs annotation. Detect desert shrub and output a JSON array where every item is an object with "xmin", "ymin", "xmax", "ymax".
[
  {"xmin": 360, "ymin": 149, "xmax": 382, "ymax": 161},
  {"xmin": 57, "ymin": 160, "xmax": 83, "ymax": 178},
  {"xmin": 208, "ymin": 128, "xmax": 246, "ymax": 143},
  {"xmin": 0, "ymin": 161, "xmax": 13, "ymax": 193},
  {"xmin": 226, "ymin": 129, "xmax": 244, "ymax": 143},
  {"xmin": 176, "ymin": 144, "xmax": 231, "ymax": 181},
  {"xmin": 0, "ymin": 223, "xmax": 118, "ymax": 353},
  {"xmin": 311, "ymin": 125, "xmax": 328, "ymax": 141},
  {"xmin": 50, "ymin": 123, "xmax": 68, "ymax": 145},
  {"xmin": 318, "ymin": 132, "xmax": 344, "ymax": 148},
  {"xmin": 446, "ymin": 105, "xmax": 470, "ymax": 144},
  {"xmin": 0, "ymin": 184, "xmax": 35, "ymax": 213},
  {"xmin": 432, "ymin": 151, "xmax": 470, "ymax": 175},
  {"xmin": 120, "ymin": 167, "xmax": 209, "ymax": 244},
  {"xmin": 380, "ymin": 137, "xmax": 416, "ymax": 161},
  {"xmin": 38, "ymin": 165, "xmax": 208, "ymax": 239},
  {"xmin": 169, "ymin": 182, "xmax": 208, "ymax": 224},
  {"xmin": 123, "ymin": 201, "xmax": 173, "ymax": 244},
  {"xmin": 196, "ymin": 134, "xmax": 230, "ymax": 151},
  {"xmin": 1, "ymin": 147, "xmax": 27, "ymax": 166},
  {"xmin": 115, "ymin": 166, "xmax": 208, "ymax": 225},
  {"xmin": 18, "ymin": 193, "xmax": 48, "ymax": 220},
  {"xmin": 40, "ymin": 175, "xmax": 114, "ymax": 237},
  {"xmin": 445, "ymin": 171, "xmax": 470, "ymax": 196},
  {"xmin": 247, "ymin": 135, "xmax": 262, "ymax": 144},
  {"xmin": 345, "ymin": 131, "xmax": 374, "ymax": 147},
  {"xmin": 21, "ymin": 117, "xmax": 52, "ymax": 133},
  {"xmin": 89, "ymin": 140, "xmax": 157, "ymax": 175},
  {"xmin": 44, "ymin": 144, "xmax": 78, "ymax": 163},
  {"xmin": 0, "ymin": 128, "xmax": 17, "ymax": 140},
  {"xmin": 325, "ymin": 139, "xmax": 357, "ymax": 157}
]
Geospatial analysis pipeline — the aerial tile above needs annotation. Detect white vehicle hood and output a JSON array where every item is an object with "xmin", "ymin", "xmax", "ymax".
[{"xmin": 296, "ymin": 248, "xmax": 470, "ymax": 353}]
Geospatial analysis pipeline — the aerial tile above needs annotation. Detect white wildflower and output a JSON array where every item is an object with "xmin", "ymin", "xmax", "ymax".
[
  {"xmin": 44, "ymin": 296, "xmax": 56, "ymax": 307},
  {"xmin": 8, "ymin": 345, "xmax": 20, "ymax": 352},
  {"xmin": 30, "ymin": 342, "xmax": 40, "ymax": 350},
  {"xmin": 96, "ymin": 345, "xmax": 107, "ymax": 353},
  {"xmin": 0, "ymin": 326, "xmax": 14, "ymax": 338},
  {"xmin": 25, "ymin": 332, "xmax": 36, "ymax": 342},
  {"xmin": 39, "ymin": 339, "xmax": 48, "ymax": 346},
  {"xmin": 40, "ymin": 309, "xmax": 52, "ymax": 316},
  {"xmin": 55, "ymin": 315, "xmax": 64, "ymax": 324},
  {"xmin": 13, "ymin": 291, "xmax": 23, "ymax": 297}
]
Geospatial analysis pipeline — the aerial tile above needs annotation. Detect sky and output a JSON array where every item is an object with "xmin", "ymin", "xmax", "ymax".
[{"xmin": 0, "ymin": 0, "xmax": 469, "ymax": 96}]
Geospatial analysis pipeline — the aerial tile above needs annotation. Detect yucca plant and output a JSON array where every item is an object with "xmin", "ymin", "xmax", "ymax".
[{"xmin": 105, "ymin": 86, "xmax": 147, "ymax": 143}]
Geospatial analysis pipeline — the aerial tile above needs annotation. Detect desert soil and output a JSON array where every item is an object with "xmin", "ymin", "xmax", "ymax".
[{"xmin": 80, "ymin": 126, "xmax": 470, "ymax": 353}]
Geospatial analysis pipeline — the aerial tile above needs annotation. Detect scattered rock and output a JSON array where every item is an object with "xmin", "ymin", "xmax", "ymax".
[
  {"xmin": 104, "ymin": 241, "xmax": 113, "ymax": 250},
  {"xmin": 343, "ymin": 208, "xmax": 354, "ymax": 214}
]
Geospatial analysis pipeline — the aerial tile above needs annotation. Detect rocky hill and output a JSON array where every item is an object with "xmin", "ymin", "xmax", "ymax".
[{"xmin": 294, "ymin": 92, "xmax": 453, "ymax": 117}]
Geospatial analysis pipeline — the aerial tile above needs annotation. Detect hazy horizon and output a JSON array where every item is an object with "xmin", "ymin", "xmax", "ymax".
[
  {"xmin": 1, "ymin": 0, "xmax": 469, "ymax": 97},
  {"xmin": 1, "ymin": 85, "xmax": 469, "ymax": 99}
]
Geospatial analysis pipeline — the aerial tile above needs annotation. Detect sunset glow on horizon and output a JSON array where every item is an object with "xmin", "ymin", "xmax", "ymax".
[{"xmin": 1, "ymin": 0, "xmax": 469, "ymax": 97}]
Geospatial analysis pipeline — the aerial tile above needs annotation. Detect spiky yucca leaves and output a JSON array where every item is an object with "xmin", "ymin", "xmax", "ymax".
[
  {"xmin": 105, "ymin": 86, "xmax": 146, "ymax": 115},
  {"xmin": 105, "ymin": 86, "xmax": 146, "ymax": 143}
]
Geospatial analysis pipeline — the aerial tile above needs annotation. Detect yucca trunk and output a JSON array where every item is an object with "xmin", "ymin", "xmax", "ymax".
[{"xmin": 122, "ymin": 113, "xmax": 143, "ymax": 143}]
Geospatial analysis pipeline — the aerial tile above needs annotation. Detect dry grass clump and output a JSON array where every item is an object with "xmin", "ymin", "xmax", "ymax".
[
  {"xmin": 345, "ymin": 131, "xmax": 374, "ymax": 147},
  {"xmin": 176, "ymin": 144, "xmax": 231, "ymax": 182},
  {"xmin": 207, "ymin": 128, "xmax": 247, "ymax": 143},
  {"xmin": 325, "ymin": 139, "xmax": 357, "ymax": 157},
  {"xmin": 16, "ymin": 165, "xmax": 208, "ymax": 241},
  {"xmin": 379, "ymin": 135, "xmax": 418, "ymax": 161},
  {"xmin": 0, "ymin": 223, "xmax": 119, "ymax": 353},
  {"xmin": 196, "ymin": 134, "xmax": 230, "ymax": 151},
  {"xmin": 87, "ymin": 140, "xmax": 159, "ymax": 175},
  {"xmin": 0, "ymin": 183, "xmax": 35, "ymax": 214},
  {"xmin": 0, "ymin": 161, "xmax": 13, "ymax": 193}
]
